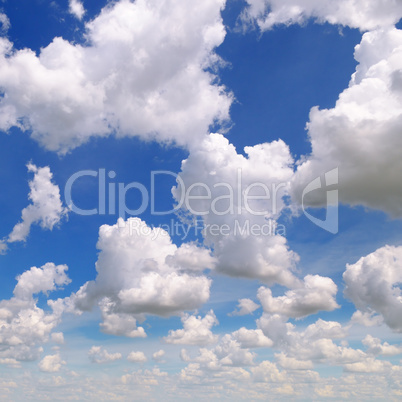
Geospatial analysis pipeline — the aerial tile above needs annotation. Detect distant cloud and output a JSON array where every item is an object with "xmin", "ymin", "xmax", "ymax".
[
  {"xmin": 164, "ymin": 310, "xmax": 219, "ymax": 346},
  {"xmin": 152, "ymin": 349, "xmax": 165, "ymax": 362},
  {"xmin": 229, "ymin": 299, "xmax": 260, "ymax": 316},
  {"xmin": 230, "ymin": 328, "xmax": 273, "ymax": 348},
  {"xmin": 127, "ymin": 351, "xmax": 147, "ymax": 363},
  {"xmin": 88, "ymin": 346, "xmax": 122, "ymax": 364},
  {"xmin": 258, "ymin": 275, "xmax": 339, "ymax": 318}
]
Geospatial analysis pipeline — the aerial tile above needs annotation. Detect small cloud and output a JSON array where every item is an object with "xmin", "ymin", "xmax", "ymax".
[
  {"xmin": 88, "ymin": 346, "xmax": 122, "ymax": 364},
  {"xmin": 229, "ymin": 299, "xmax": 260, "ymax": 316},
  {"xmin": 152, "ymin": 349, "xmax": 165, "ymax": 362},
  {"xmin": 38, "ymin": 354, "xmax": 66, "ymax": 373},
  {"xmin": 127, "ymin": 351, "xmax": 147, "ymax": 363},
  {"xmin": 68, "ymin": 0, "xmax": 85, "ymax": 20}
]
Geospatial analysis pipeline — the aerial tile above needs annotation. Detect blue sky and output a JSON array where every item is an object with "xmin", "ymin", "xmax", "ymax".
[{"xmin": 0, "ymin": 0, "xmax": 402, "ymax": 400}]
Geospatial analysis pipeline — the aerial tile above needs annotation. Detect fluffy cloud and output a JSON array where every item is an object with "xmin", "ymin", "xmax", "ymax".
[
  {"xmin": 98, "ymin": 297, "xmax": 146, "ymax": 338},
  {"xmin": 229, "ymin": 298, "xmax": 260, "ymax": 316},
  {"xmin": 363, "ymin": 335, "xmax": 402, "ymax": 356},
  {"xmin": 69, "ymin": 0, "xmax": 85, "ymax": 20},
  {"xmin": 38, "ymin": 353, "xmax": 66, "ymax": 373},
  {"xmin": 291, "ymin": 28, "xmax": 402, "ymax": 217},
  {"xmin": 5, "ymin": 164, "xmax": 67, "ymax": 244},
  {"xmin": 164, "ymin": 310, "xmax": 219, "ymax": 346},
  {"xmin": 121, "ymin": 368, "xmax": 168, "ymax": 386},
  {"xmin": 344, "ymin": 358, "xmax": 391, "ymax": 373},
  {"xmin": 152, "ymin": 350, "xmax": 165, "ymax": 362},
  {"xmin": 243, "ymin": 0, "xmax": 402, "ymax": 31},
  {"xmin": 127, "ymin": 351, "xmax": 147, "ymax": 363},
  {"xmin": 343, "ymin": 245, "xmax": 402, "ymax": 332},
  {"xmin": 0, "ymin": 0, "xmax": 231, "ymax": 153},
  {"xmin": 72, "ymin": 218, "xmax": 212, "ymax": 335},
  {"xmin": 50, "ymin": 332, "xmax": 65, "ymax": 345},
  {"xmin": 173, "ymin": 133, "xmax": 300, "ymax": 286},
  {"xmin": 13, "ymin": 262, "xmax": 70, "ymax": 300},
  {"xmin": 250, "ymin": 360, "xmax": 287, "ymax": 383},
  {"xmin": 350, "ymin": 310, "xmax": 383, "ymax": 327},
  {"xmin": 275, "ymin": 353, "xmax": 313, "ymax": 370},
  {"xmin": 257, "ymin": 275, "xmax": 339, "ymax": 318},
  {"xmin": 88, "ymin": 346, "xmax": 122, "ymax": 364},
  {"xmin": 256, "ymin": 314, "xmax": 369, "ymax": 367},
  {"xmin": 0, "ymin": 263, "xmax": 70, "ymax": 362},
  {"xmin": 0, "ymin": 13, "xmax": 10, "ymax": 33},
  {"xmin": 181, "ymin": 334, "xmax": 256, "ymax": 370},
  {"xmin": 230, "ymin": 328, "xmax": 273, "ymax": 348}
]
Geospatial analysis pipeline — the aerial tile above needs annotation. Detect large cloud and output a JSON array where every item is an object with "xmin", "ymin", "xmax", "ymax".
[
  {"xmin": 343, "ymin": 245, "xmax": 402, "ymax": 332},
  {"xmin": 71, "ymin": 218, "xmax": 214, "ymax": 333},
  {"xmin": 0, "ymin": 0, "xmax": 232, "ymax": 153},
  {"xmin": 173, "ymin": 133, "xmax": 300, "ymax": 286},
  {"xmin": 243, "ymin": 0, "xmax": 402, "ymax": 31},
  {"xmin": 291, "ymin": 28, "xmax": 402, "ymax": 217}
]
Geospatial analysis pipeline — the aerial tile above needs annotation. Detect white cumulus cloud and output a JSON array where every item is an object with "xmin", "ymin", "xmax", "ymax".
[
  {"xmin": 257, "ymin": 275, "xmax": 339, "ymax": 318},
  {"xmin": 38, "ymin": 353, "xmax": 66, "ymax": 373},
  {"xmin": 0, "ymin": 263, "xmax": 71, "ymax": 363},
  {"xmin": 88, "ymin": 346, "xmax": 122, "ymax": 364},
  {"xmin": 71, "ymin": 218, "xmax": 213, "ymax": 336},
  {"xmin": 243, "ymin": 0, "xmax": 402, "ymax": 31},
  {"xmin": 6, "ymin": 164, "xmax": 67, "ymax": 244},
  {"xmin": 291, "ymin": 28, "xmax": 402, "ymax": 217},
  {"xmin": 164, "ymin": 310, "xmax": 219, "ymax": 346},
  {"xmin": 127, "ymin": 351, "xmax": 147, "ymax": 363},
  {"xmin": 0, "ymin": 0, "xmax": 232, "ymax": 153},
  {"xmin": 343, "ymin": 245, "xmax": 402, "ymax": 332},
  {"xmin": 173, "ymin": 133, "xmax": 300, "ymax": 286}
]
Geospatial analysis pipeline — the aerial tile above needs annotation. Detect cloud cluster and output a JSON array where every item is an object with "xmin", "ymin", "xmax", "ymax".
[
  {"xmin": 164, "ymin": 310, "xmax": 219, "ymax": 345},
  {"xmin": 4, "ymin": 164, "xmax": 67, "ymax": 246},
  {"xmin": 88, "ymin": 346, "xmax": 122, "ymax": 364},
  {"xmin": 173, "ymin": 133, "xmax": 300, "ymax": 286},
  {"xmin": 257, "ymin": 275, "xmax": 339, "ymax": 318},
  {"xmin": 243, "ymin": 0, "xmax": 402, "ymax": 31},
  {"xmin": 291, "ymin": 27, "xmax": 402, "ymax": 217},
  {"xmin": 71, "ymin": 218, "xmax": 214, "ymax": 333},
  {"xmin": 343, "ymin": 245, "xmax": 402, "ymax": 332},
  {"xmin": 0, "ymin": 263, "xmax": 70, "ymax": 363},
  {"xmin": 127, "ymin": 351, "xmax": 147, "ymax": 363},
  {"xmin": 0, "ymin": 0, "xmax": 232, "ymax": 153}
]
